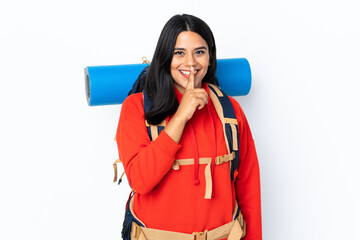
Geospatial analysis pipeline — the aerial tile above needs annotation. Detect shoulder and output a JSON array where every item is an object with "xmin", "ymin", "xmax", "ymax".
[
  {"xmin": 228, "ymin": 95, "xmax": 246, "ymax": 121},
  {"xmin": 227, "ymin": 95, "xmax": 254, "ymax": 142},
  {"xmin": 120, "ymin": 93, "xmax": 145, "ymax": 121},
  {"xmin": 207, "ymin": 83, "xmax": 247, "ymax": 123},
  {"xmin": 122, "ymin": 92, "xmax": 143, "ymax": 107}
]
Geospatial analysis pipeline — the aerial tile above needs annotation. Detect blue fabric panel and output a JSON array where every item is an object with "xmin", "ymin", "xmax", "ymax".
[
  {"xmin": 142, "ymin": 90, "xmax": 152, "ymax": 114},
  {"xmin": 208, "ymin": 84, "xmax": 236, "ymax": 119},
  {"xmin": 122, "ymin": 194, "xmax": 145, "ymax": 240},
  {"xmin": 146, "ymin": 126, "xmax": 153, "ymax": 141},
  {"xmin": 233, "ymin": 205, "xmax": 240, "ymax": 220},
  {"xmin": 233, "ymin": 126, "xmax": 240, "ymax": 181},
  {"xmin": 157, "ymin": 126, "xmax": 165, "ymax": 136},
  {"xmin": 225, "ymin": 123, "xmax": 240, "ymax": 181}
]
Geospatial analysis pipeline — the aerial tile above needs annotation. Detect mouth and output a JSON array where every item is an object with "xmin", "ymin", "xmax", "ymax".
[{"xmin": 179, "ymin": 69, "xmax": 199, "ymax": 78}]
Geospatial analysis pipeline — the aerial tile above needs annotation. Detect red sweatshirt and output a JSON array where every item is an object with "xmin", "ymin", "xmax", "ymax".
[{"xmin": 116, "ymin": 83, "xmax": 262, "ymax": 240}]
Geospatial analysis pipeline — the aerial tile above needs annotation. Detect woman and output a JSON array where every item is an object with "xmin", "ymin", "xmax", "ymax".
[{"xmin": 116, "ymin": 14, "xmax": 262, "ymax": 240}]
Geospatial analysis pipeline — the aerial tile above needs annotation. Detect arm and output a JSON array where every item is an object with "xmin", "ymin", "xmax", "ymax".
[
  {"xmin": 116, "ymin": 69, "xmax": 208, "ymax": 194},
  {"xmin": 229, "ymin": 97, "xmax": 262, "ymax": 240},
  {"xmin": 116, "ymin": 94, "xmax": 181, "ymax": 194}
]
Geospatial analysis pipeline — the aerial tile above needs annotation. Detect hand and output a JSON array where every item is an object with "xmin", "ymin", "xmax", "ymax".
[
  {"xmin": 174, "ymin": 67, "xmax": 208, "ymax": 122},
  {"xmin": 163, "ymin": 67, "xmax": 208, "ymax": 143}
]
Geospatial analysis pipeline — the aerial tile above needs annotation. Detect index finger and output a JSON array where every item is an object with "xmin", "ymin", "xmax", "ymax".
[{"xmin": 186, "ymin": 66, "xmax": 195, "ymax": 90}]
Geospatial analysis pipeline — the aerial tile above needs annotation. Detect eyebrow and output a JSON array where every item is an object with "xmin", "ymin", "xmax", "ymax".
[{"xmin": 174, "ymin": 46, "xmax": 208, "ymax": 51}]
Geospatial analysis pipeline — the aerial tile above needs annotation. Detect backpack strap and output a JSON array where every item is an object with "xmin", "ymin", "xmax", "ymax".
[
  {"xmin": 143, "ymin": 89, "xmax": 166, "ymax": 141},
  {"xmin": 115, "ymin": 84, "xmax": 240, "ymax": 184},
  {"xmin": 207, "ymin": 84, "xmax": 240, "ymax": 182},
  {"xmin": 143, "ymin": 83, "xmax": 240, "ymax": 181}
]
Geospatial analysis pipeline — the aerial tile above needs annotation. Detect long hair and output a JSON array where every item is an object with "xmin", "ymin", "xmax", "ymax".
[{"xmin": 144, "ymin": 14, "xmax": 218, "ymax": 125}]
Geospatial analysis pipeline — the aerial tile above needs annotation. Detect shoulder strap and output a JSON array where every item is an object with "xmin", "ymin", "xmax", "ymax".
[
  {"xmin": 208, "ymin": 84, "xmax": 240, "ymax": 182},
  {"xmin": 142, "ymin": 83, "xmax": 240, "ymax": 181},
  {"xmin": 143, "ymin": 90, "xmax": 166, "ymax": 141}
]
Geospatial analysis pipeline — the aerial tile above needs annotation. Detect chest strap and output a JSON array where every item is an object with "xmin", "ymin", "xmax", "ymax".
[
  {"xmin": 172, "ymin": 152, "xmax": 235, "ymax": 199},
  {"xmin": 172, "ymin": 152, "xmax": 235, "ymax": 170}
]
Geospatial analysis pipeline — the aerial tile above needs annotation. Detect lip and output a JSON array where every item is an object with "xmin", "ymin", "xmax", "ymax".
[{"xmin": 179, "ymin": 69, "xmax": 200, "ymax": 79}]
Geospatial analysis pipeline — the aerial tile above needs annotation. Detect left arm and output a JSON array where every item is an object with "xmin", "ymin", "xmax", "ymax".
[{"xmin": 229, "ymin": 97, "xmax": 262, "ymax": 240}]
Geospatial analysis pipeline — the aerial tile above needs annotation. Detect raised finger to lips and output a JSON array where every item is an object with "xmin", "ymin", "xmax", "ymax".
[{"xmin": 186, "ymin": 66, "xmax": 195, "ymax": 90}]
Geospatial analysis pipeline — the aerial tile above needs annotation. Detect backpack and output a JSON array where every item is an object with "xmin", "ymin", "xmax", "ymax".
[{"xmin": 114, "ymin": 65, "xmax": 244, "ymax": 240}]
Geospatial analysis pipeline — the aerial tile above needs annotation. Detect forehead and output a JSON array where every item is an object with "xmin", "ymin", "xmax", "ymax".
[{"xmin": 174, "ymin": 31, "xmax": 208, "ymax": 49}]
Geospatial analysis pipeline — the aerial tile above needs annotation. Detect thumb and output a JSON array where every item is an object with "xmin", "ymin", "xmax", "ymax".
[{"xmin": 186, "ymin": 66, "xmax": 195, "ymax": 90}]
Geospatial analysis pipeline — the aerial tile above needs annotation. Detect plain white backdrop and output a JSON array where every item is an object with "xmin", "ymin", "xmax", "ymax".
[{"xmin": 1, "ymin": 0, "xmax": 359, "ymax": 239}]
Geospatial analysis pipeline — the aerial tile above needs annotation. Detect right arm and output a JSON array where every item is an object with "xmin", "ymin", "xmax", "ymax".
[
  {"xmin": 116, "ymin": 94, "xmax": 182, "ymax": 194},
  {"xmin": 116, "ymin": 68, "xmax": 207, "ymax": 194}
]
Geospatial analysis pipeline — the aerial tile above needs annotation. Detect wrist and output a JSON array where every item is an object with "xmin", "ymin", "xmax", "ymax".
[
  {"xmin": 164, "ymin": 114, "xmax": 187, "ymax": 144},
  {"xmin": 172, "ymin": 112, "xmax": 188, "ymax": 125}
]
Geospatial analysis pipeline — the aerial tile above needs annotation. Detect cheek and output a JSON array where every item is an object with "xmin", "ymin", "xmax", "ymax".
[
  {"xmin": 170, "ymin": 66, "xmax": 178, "ymax": 80},
  {"xmin": 200, "ymin": 62, "xmax": 209, "ymax": 76},
  {"xmin": 200, "ymin": 56, "xmax": 210, "ymax": 70},
  {"xmin": 170, "ymin": 60, "xmax": 180, "ymax": 73},
  {"xmin": 170, "ymin": 62, "xmax": 176, "ymax": 74}
]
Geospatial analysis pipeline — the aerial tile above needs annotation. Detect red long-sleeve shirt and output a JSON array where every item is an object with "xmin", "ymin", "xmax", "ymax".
[{"xmin": 116, "ymin": 83, "xmax": 262, "ymax": 239}]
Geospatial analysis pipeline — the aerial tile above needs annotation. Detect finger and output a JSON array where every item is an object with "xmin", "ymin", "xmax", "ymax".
[
  {"xmin": 196, "ymin": 91, "xmax": 208, "ymax": 104},
  {"xmin": 197, "ymin": 100, "xmax": 206, "ymax": 110},
  {"xmin": 190, "ymin": 88, "xmax": 207, "ymax": 93},
  {"xmin": 190, "ymin": 89, "xmax": 208, "ymax": 99},
  {"xmin": 195, "ymin": 96, "xmax": 207, "ymax": 110},
  {"xmin": 191, "ymin": 91, "xmax": 208, "ymax": 106},
  {"xmin": 186, "ymin": 66, "xmax": 195, "ymax": 90},
  {"xmin": 188, "ymin": 91, "xmax": 208, "ymax": 104}
]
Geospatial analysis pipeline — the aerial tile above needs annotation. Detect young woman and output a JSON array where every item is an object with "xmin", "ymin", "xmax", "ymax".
[{"xmin": 116, "ymin": 14, "xmax": 262, "ymax": 240}]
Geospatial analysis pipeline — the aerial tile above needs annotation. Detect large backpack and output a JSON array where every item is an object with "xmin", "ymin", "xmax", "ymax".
[{"xmin": 113, "ymin": 65, "xmax": 245, "ymax": 240}]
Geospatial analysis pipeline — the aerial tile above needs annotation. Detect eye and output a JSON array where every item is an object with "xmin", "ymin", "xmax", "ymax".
[
  {"xmin": 195, "ymin": 50, "xmax": 205, "ymax": 55},
  {"xmin": 174, "ymin": 51, "xmax": 184, "ymax": 55}
]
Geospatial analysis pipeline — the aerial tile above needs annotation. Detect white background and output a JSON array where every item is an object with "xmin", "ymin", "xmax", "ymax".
[{"xmin": 1, "ymin": 0, "xmax": 359, "ymax": 239}]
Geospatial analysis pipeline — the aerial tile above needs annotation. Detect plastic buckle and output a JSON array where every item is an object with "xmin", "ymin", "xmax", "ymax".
[
  {"xmin": 193, "ymin": 230, "xmax": 208, "ymax": 240},
  {"xmin": 215, "ymin": 154, "xmax": 228, "ymax": 164}
]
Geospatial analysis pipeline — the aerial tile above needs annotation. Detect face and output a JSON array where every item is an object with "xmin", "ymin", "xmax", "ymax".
[{"xmin": 170, "ymin": 31, "xmax": 210, "ymax": 93}]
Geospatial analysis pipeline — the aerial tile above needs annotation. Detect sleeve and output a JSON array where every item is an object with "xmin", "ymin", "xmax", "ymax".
[
  {"xmin": 229, "ymin": 97, "xmax": 262, "ymax": 240},
  {"xmin": 115, "ymin": 94, "xmax": 182, "ymax": 194}
]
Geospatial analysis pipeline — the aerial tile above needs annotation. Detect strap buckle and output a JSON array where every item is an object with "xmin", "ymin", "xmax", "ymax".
[
  {"xmin": 215, "ymin": 152, "xmax": 235, "ymax": 165},
  {"xmin": 193, "ymin": 230, "xmax": 208, "ymax": 240}
]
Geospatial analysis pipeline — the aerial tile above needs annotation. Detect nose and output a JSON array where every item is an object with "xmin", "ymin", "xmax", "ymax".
[{"xmin": 184, "ymin": 53, "xmax": 196, "ymax": 67}]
